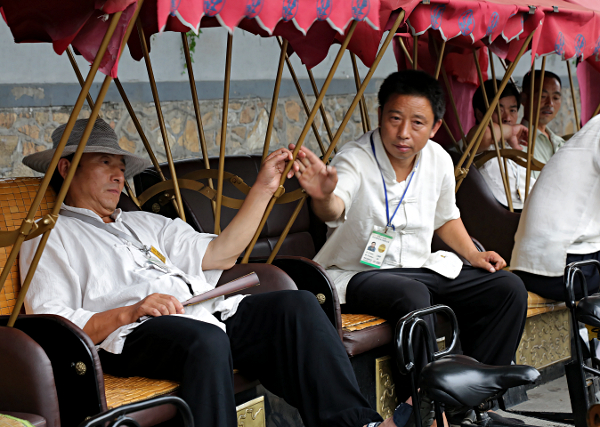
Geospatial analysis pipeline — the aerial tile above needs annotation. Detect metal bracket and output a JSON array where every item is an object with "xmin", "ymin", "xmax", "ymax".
[
  {"xmin": 19, "ymin": 219, "xmax": 38, "ymax": 236},
  {"xmin": 422, "ymin": 0, "xmax": 431, "ymax": 4},
  {"xmin": 273, "ymin": 185, "xmax": 286, "ymax": 198},
  {"xmin": 553, "ymin": 6, "xmax": 559, "ymax": 12},
  {"xmin": 529, "ymin": 5, "xmax": 536, "ymax": 14}
]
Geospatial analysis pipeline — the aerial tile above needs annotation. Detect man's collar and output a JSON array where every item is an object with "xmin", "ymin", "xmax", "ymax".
[
  {"xmin": 61, "ymin": 203, "xmax": 123, "ymax": 222},
  {"xmin": 372, "ymin": 128, "xmax": 422, "ymax": 183}
]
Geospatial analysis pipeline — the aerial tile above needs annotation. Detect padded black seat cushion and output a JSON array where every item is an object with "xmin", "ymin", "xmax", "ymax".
[
  {"xmin": 420, "ymin": 355, "xmax": 539, "ymax": 408},
  {"xmin": 576, "ymin": 295, "xmax": 600, "ymax": 327}
]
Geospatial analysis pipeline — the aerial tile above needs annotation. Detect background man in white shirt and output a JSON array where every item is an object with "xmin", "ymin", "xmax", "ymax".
[
  {"xmin": 291, "ymin": 70, "xmax": 528, "ymax": 406},
  {"xmin": 511, "ymin": 115, "xmax": 600, "ymax": 301},
  {"xmin": 20, "ymin": 118, "xmax": 396, "ymax": 427}
]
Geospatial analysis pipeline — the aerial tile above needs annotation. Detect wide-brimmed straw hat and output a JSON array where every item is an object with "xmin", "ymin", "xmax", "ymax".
[{"xmin": 22, "ymin": 118, "xmax": 150, "ymax": 179}]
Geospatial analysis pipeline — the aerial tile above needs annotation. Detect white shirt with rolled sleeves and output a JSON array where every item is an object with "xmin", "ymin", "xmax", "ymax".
[
  {"xmin": 20, "ymin": 203, "xmax": 245, "ymax": 354},
  {"xmin": 313, "ymin": 129, "xmax": 463, "ymax": 304},
  {"xmin": 511, "ymin": 115, "xmax": 600, "ymax": 276}
]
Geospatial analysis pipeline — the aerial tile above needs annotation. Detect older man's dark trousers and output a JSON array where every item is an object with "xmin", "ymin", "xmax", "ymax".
[
  {"xmin": 99, "ymin": 290, "xmax": 381, "ymax": 427},
  {"xmin": 345, "ymin": 266, "xmax": 528, "ymax": 401}
]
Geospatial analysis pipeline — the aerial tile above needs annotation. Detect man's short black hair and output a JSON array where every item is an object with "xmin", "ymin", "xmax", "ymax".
[
  {"xmin": 49, "ymin": 154, "xmax": 75, "ymax": 195},
  {"xmin": 472, "ymin": 80, "xmax": 521, "ymax": 115},
  {"xmin": 378, "ymin": 70, "xmax": 446, "ymax": 123},
  {"xmin": 521, "ymin": 70, "xmax": 562, "ymax": 96}
]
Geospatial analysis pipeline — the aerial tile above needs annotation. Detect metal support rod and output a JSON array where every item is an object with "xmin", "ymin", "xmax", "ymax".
[
  {"xmin": 323, "ymin": 11, "xmax": 405, "ymax": 162},
  {"xmin": 277, "ymin": 37, "xmax": 326, "ymax": 157},
  {"xmin": 181, "ymin": 33, "xmax": 217, "ymax": 217},
  {"xmin": 432, "ymin": 38, "xmax": 467, "ymax": 142},
  {"xmin": 241, "ymin": 20, "xmax": 360, "ymax": 264},
  {"xmin": 7, "ymin": 1, "xmax": 145, "ymax": 323},
  {"xmin": 66, "ymin": 47, "xmax": 96, "ymax": 110},
  {"xmin": 434, "ymin": 40, "xmax": 446, "ymax": 80},
  {"xmin": 566, "ymin": 60, "xmax": 581, "ymax": 131},
  {"xmin": 262, "ymin": 38, "xmax": 289, "ymax": 161},
  {"xmin": 266, "ymin": 195, "xmax": 307, "ymax": 263},
  {"xmin": 413, "ymin": 35, "xmax": 418, "ymax": 70},
  {"xmin": 307, "ymin": 68, "xmax": 335, "ymax": 143},
  {"xmin": 526, "ymin": 56, "xmax": 546, "ymax": 200},
  {"xmin": 474, "ymin": 50, "xmax": 514, "ymax": 212},
  {"xmin": 490, "ymin": 54, "xmax": 512, "ymax": 208},
  {"xmin": 9, "ymin": 74, "xmax": 115, "ymax": 327},
  {"xmin": 350, "ymin": 52, "xmax": 370, "ymax": 133},
  {"xmin": 137, "ymin": 21, "xmax": 186, "ymax": 221},
  {"xmin": 114, "ymin": 79, "xmax": 165, "ymax": 180},
  {"xmin": 215, "ymin": 33, "xmax": 233, "ymax": 234},
  {"xmin": 499, "ymin": 57, "xmax": 519, "ymax": 87},
  {"xmin": 398, "ymin": 37, "xmax": 414, "ymax": 68},
  {"xmin": 593, "ymin": 99, "xmax": 600, "ymax": 118},
  {"xmin": 455, "ymin": 31, "xmax": 535, "ymax": 186},
  {"xmin": 124, "ymin": 181, "xmax": 142, "ymax": 209},
  {"xmin": 0, "ymin": 11, "xmax": 125, "ymax": 299}
]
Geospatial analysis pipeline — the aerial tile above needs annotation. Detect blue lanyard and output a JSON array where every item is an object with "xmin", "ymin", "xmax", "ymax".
[{"xmin": 370, "ymin": 132, "xmax": 419, "ymax": 232}]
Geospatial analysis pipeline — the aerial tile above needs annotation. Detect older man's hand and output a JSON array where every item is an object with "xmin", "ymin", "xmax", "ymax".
[{"xmin": 128, "ymin": 293, "xmax": 184, "ymax": 322}]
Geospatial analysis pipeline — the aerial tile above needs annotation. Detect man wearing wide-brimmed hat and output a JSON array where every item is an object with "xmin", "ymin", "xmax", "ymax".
[{"xmin": 20, "ymin": 118, "xmax": 400, "ymax": 427}]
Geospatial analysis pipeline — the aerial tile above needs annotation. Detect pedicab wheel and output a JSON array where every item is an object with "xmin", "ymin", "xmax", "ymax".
[{"xmin": 587, "ymin": 404, "xmax": 600, "ymax": 427}]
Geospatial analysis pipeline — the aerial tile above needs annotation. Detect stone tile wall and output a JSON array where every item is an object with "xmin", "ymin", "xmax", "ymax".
[{"xmin": 0, "ymin": 88, "xmax": 581, "ymax": 179}]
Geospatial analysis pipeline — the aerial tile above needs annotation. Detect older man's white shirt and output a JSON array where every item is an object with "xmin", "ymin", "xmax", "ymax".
[
  {"xmin": 313, "ymin": 129, "xmax": 463, "ymax": 304},
  {"xmin": 20, "ymin": 204, "xmax": 244, "ymax": 354}
]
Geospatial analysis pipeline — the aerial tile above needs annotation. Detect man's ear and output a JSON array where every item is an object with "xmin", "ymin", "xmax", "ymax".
[
  {"xmin": 429, "ymin": 119, "xmax": 443, "ymax": 139},
  {"xmin": 57, "ymin": 158, "xmax": 71, "ymax": 179},
  {"xmin": 474, "ymin": 109, "xmax": 484, "ymax": 124}
]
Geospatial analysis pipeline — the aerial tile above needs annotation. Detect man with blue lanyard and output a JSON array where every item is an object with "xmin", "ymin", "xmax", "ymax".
[{"xmin": 291, "ymin": 70, "xmax": 528, "ymax": 414}]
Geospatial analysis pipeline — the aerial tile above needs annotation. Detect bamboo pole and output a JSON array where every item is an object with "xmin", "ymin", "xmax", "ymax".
[
  {"xmin": 566, "ymin": 60, "xmax": 581, "ymax": 132},
  {"xmin": 594, "ymin": 100, "xmax": 600, "ymax": 118},
  {"xmin": 489, "ymin": 54, "xmax": 512, "ymax": 204},
  {"xmin": 323, "ymin": 11, "xmax": 405, "ymax": 162},
  {"xmin": 455, "ymin": 31, "xmax": 535, "ymax": 189},
  {"xmin": 124, "ymin": 181, "xmax": 142, "ymax": 209},
  {"xmin": 398, "ymin": 37, "xmax": 413, "ymax": 68},
  {"xmin": 7, "ymin": 1, "xmax": 145, "ymax": 324},
  {"xmin": 350, "ymin": 52, "xmax": 370, "ymax": 133},
  {"xmin": 526, "ymin": 56, "xmax": 546, "ymax": 200},
  {"xmin": 262, "ymin": 38, "xmax": 289, "ymax": 161},
  {"xmin": 137, "ymin": 21, "xmax": 186, "ymax": 221},
  {"xmin": 413, "ymin": 35, "xmax": 419, "ymax": 70},
  {"xmin": 181, "ymin": 33, "xmax": 217, "ymax": 217},
  {"xmin": 0, "ymin": 12, "xmax": 125, "ymax": 300},
  {"xmin": 473, "ymin": 50, "xmax": 514, "ymax": 212},
  {"xmin": 66, "ymin": 48, "xmax": 96, "ymax": 110},
  {"xmin": 307, "ymin": 68, "xmax": 335, "ymax": 142},
  {"xmin": 434, "ymin": 40, "xmax": 446, "ymax": 80},
  {"xmin": 498, "ymin": 57, "xmax": 519, "ymax": 87},
  {"xmin": 214, "ymin": 33, "xmax": 233, "ymax": 234},
  {"xmin": 266, "ymin": 195, "xmax": 307, "ymax": 264},
  {"xmin": 277, "ymin": 38, "xmax": 327, "ymax": 157},
  {"xmin": 241, "ymin": 20, "xmax": 360, "ymax": 264}
]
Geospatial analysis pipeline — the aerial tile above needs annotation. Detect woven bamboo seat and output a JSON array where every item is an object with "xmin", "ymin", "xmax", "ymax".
[
  {"xmin": 526, "ymin": 291, "xmax": 566, "ymax": 318},
  {"xmin": 341, "ymin": 314, "xmax": 387, "ymax": 332},
  {"xmin": 104, "ymin": 375, "xmax": 180, "ymax": 409}
]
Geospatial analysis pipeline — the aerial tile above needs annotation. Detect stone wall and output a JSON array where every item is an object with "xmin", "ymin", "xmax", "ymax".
[{"xmin": 0, "ymin": 87, "xmax": 581, "ymax": 179}]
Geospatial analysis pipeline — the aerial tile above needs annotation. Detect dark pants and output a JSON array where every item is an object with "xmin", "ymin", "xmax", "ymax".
[
  {"xmin": 345, "ymin": 266, "xmax": 528, "ymax": 401},
  {"xmin": 514, "ymin": 251, "xmax": 600, "ymax": 301},
  {"xmin": 100, "ymin": 290, "xmax": 381, "ymax": 427}
]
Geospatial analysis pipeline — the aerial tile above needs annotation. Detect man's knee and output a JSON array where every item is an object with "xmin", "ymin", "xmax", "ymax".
[{"xmin": 496, "ymin": 271, "xmax": 528, "ymax": 308}]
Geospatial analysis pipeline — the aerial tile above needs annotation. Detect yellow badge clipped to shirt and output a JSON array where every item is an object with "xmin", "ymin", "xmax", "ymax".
[
  {"xmin": 150, "ymin": 246, "xmax": 166, "ymax": 264},
  {"xmin": 360, "ymin": 229, "xmax": 393, "ymax": 268}
]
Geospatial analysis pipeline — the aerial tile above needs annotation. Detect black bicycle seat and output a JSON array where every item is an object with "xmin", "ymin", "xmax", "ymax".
[
  {"xmin": 420, "ymin": 355, "xmax": 540, "ymax": 408},
  {"xmin": 576, "ymin": 295, "xmax": 600, "ymax": 327}
]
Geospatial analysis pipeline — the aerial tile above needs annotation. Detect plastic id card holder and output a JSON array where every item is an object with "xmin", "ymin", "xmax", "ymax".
[{"xmin": 360, "ymin": 228, "xmax": 393, "ymax": 268}]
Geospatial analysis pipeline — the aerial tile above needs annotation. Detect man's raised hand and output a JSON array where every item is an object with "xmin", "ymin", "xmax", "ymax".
[
  {"xmin": 289, "ymin": 144, "xmax": 338, "ymax": 201},
  {"xmin": 255, "ymin": 148, "xmax": 295, "ymax": 196},
  {"xmin": 506, "ymin": 124, "xmax": 529, "ymax": 150}
]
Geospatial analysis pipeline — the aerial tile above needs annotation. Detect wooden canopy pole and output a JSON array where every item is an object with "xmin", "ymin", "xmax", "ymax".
[
  {"xmin": 566, "ymin": 60, "xmax": 581, "ymax": 131},
  {"xmin": 66, "ymin": 48, "xmax": 96, "ymax": 110},
  {"xmin": 526, "ymin": 56, "xmax": 546, "ymax": 200},
  {"xmin": 413, "ymin": 35, "xmax": 418, "ymax": 70},
  {"xmin": 593, "ymin": 100, "xmax": 600, "ymax": 118},
  {"xmin": 0, "ymin": 11, "xmax": 126, "ymax": 300},
  {"xmin": 434, "ymin": 40, "xmax": 446, "ymax": 80},
  {"xmin": 262, "ymin": 38, "xmax": 289, "ymax": 161},
  {"xmin": 350, "ymin": 52, "xmax": 371, "ymax": 133},
  {"xmin": 455, "ymin": 31, "xmax": 535, "ymax": 189},
  {"xmin": 307, "ymin": 68, "xmax": 335, "ymax": 142},
  {"xmin": 137, "ymin": 21, "xmax": 186, "ymax": 221},
  {"xmin": 7, "ymin": 3, "xmax": 144, "ymax": 326},
  {"xmin": 473, "ymin": 50, "xmax": 514, "ymax": 212},
  {"xmin": 214, "ymin": 33, "xmax": 233, "ymax": 234},
  {"xmin": 323, "ymin": 11, "xmax": 405, "ymax": 161},
  {"xmin": 241, "ymin": 20, "xmax": 360, "ymax": 264},
  {"xmin": 398, "ymin": 37, "xmax": 413, "ymax": 68},
  {"xmin": 277, "ymin": 37, "xmax": 327, "ymax": 156},
  {"xmin": 181, "ymin": 33, "xmax": 216, "ymax": 217}
]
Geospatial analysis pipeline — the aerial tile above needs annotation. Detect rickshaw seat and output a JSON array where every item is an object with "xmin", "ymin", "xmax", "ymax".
[
  {"xmin": 0, "ymin": 177, "xmax": 293, "ymax": 426},
  {"xmin": 420, "ymin": 354, "xmax": 540, "ymax": 408},
  {"xmin": 0, "ymin": 412, "xmax": 47, "ymax": 427},
  {"xmin": 576, "ymin": 296, "xmax": 600, "ymax": 327}
]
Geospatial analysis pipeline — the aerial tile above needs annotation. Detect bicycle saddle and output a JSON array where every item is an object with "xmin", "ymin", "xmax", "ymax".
[
  {"xmin": 576, "ymin": 295, "xmax": 600, "ymax": 327},
  {"xmin": 420, "ymin": 355, "xmax": 540, "ymax": 408}
]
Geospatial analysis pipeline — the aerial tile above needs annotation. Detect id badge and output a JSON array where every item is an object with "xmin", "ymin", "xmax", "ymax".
[
  {"xmin": 150, "ymin": 246, "xmax": 166, "ymax": 263},
  {"xmin": 360, "ymin": 228, "xmax": 394, "ymax": 268}
]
